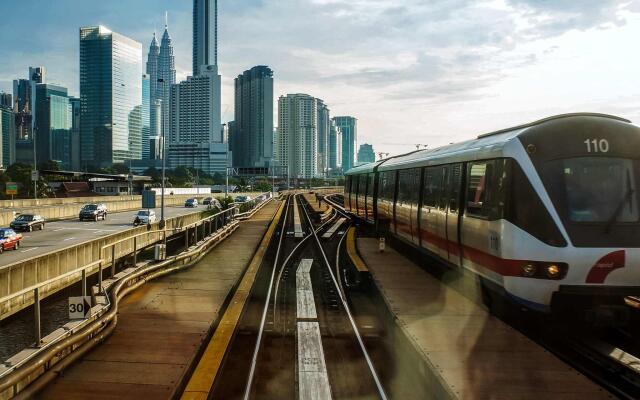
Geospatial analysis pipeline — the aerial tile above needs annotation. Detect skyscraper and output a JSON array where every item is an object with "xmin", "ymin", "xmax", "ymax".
[
  {"xmin": 69, "ymin": 97, "xmax": 81, "ymax": 170},
  {"xmin": 79, "ymin": 25, "xmax": 143, "ymax": 168},
  {"xmin": 0, "ymin": 93, "xmax": 12, "ymax": 108},
  {"xmin": 168, "ymin": 65, "xmax": 223, "ymax": 174},
  {"xmin": 328, "ymin": 121, "xmax": 342, "ymax": 174},
  {"xmin": 141, "ymin": 74, "xmax": 151, "ymax": 159},
  {"xmin": 34, "ymin": 83, "xmax": 72, "ymax": 168},
  {"xmin": 158, "ymin": 23, "xmax": 176, "ymax": 143},
  {"xmin": 317, "ymin": 100, "xmax": 330, "ymax": 176},
  {"xmin": 193, "ymin": 0, "xmax": 218, "ymax": 75},
  {"xmin": 332, "ymin": 116, "xmax": 357, "ymax": 172},
  {"xmin": 231, "ymin": 65, "xmax": 273, "ymax": 168},
  {"xmin": 276, "ymin": 93, "xmax": 322, "ymax": 179},
  {"xmin": 357, "ymin": 143, "xmax": 375, "ymax": 165},
  {"xmin": 0, "ymin": 102, "xmax": 15, "ymax": 168},
  {"xmin": 146, "ymin": 32, "xmax": 160, "ymax": 151},
  {"xmin": 13, "ymin": 66, "xmax": 45, "ymax": 142}
]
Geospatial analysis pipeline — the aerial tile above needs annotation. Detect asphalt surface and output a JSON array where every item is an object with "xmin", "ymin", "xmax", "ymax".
[{"xmin": 0, "ymin": 205, "xmax": 204, "ymax": 266}]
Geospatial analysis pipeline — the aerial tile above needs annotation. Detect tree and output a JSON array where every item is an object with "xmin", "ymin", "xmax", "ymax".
[
  {"xmin": 5, "ymin": 163, "xmax": 33, "ymax": 197},
  {"xmin": 142, "ymin": 167, "xmax": 161, "ymax": 183},
  {"xmin": 170, "ymin": 166, "xmax": 194, "ymax": 187},
  {"xmin": 110, "ymin": 163, "xmax": 130, "ymax": 174}
]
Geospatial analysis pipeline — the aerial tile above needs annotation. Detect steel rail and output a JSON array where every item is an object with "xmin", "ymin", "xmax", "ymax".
[{"xmin": 242, "ymin": 194, "xmax": 292, "ymax": 400}]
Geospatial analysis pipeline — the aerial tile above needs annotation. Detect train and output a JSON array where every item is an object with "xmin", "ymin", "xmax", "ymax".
[{"xmin": 344, "ymin": 113, "xmax": 640, "ymax": 320}]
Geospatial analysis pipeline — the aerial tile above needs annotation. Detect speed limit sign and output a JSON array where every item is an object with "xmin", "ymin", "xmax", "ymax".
[{"xmin": 68, "ymin": 296, "xmax": 92, "ymax": 319}]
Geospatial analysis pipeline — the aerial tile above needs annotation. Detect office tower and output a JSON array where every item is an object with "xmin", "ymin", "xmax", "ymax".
[
  {"xmin": 157, "ymin": 23, "xmax": 176, "ymax": 142},
  {"xmin": 146, "ymin": 32, "xmax": 159, "ymax": 141},
  {"xmin": 332, "ymin": 116, "xmax": 357, "ymax": 172},
  {"xmin": 79, "ymin": 26, "xmax": 143, "ymax": 168},
  {"xmin": 168, "ymin": 65, "xmax": 223, "ymax": 174},
  {"xmin": 13, "ymin": 67, "xmax": 45, "ymax": 142},
  {"xmin": 33, "ymin": 83, "xmax": 72, "ymax": 168},
  {"xmin": 276, "ymin": 93, "xmax": 322, "ymax": 179},
  {"xmin": 0, "ymin": 103, "xmax": 15, "ymax": 168},
  {"xmin": 193, "ymin": 0, "xmax": 218, "ymax": 75},
  {"xmin": 69, "ymin": 97, "xmax": 80, "ymax": 170},
  {"xmin": 0, "ymin": 93, "xmax": 12, "ymax": 108},
  {"xmin": 317, "ymin": 100, "xmax": 330, "ymax": 176},
  {"xmin": 231, "ymin": 66, "xmax": 273, "ymax": 168},
  {"xmin": 357, "ymin": 143, "xmax": 375, "ymax": 164},
  {"xmin": 328, "ymin": 121, "xmax": 342, "ymax": 173},
  {"xmin": 141, "ymin": 74, "xmax": 151, "ymax": 159}
]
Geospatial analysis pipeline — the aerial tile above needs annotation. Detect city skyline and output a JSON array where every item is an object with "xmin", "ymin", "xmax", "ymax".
[{"xmin": 1, "ymin": 1, "xmax": 640, "ymax": 158}]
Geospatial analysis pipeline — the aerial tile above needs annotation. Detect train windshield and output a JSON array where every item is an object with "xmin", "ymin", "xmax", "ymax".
[{"xmin": 562, "ymin": 157, "xmax": 638, "ymax": 223}]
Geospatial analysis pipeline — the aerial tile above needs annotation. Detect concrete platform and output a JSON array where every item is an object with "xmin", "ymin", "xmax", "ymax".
[
  {"xmin": 37, "ymin": 201, "xmax": 281, "ymax": 400},
  {"xmin": 357, "ymin": 237, "xmax": 612, "ymax": 400},
  {"xmin": 302, "ymin": 192, "xmax": 330, "ymax": 214}
]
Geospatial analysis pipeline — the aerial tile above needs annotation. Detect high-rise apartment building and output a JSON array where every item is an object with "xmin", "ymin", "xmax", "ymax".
[
  {"xmin": 332, "ymin": 116, "xmax": 357, "ymax": 172},
  {"xmin": 193, "ymin": 0, "xmax": 218, "ymax": 75},
  {"xmin": 168, "ymin": 65, "xmax": 223, "ymax": 174},
  {"xmin": 276, "ymin": 93, "xmax": 322, "ymax": 179},
  {"xmin": 34, "ymin": 83, "xmax": 72, "ymax": 168},
  {"xmin": 231, "ymin": 66, "xmax": 273, "ymax": 168},
  {"xmin": 317, "ymin": 100, "xmax": 330, "ymax": 176},
  {"xmin": 146, "ymin": 32, "xmax": 160, "ymax": 155},
  {"xmin": 79, "ymin": 26, "xmax": 142, "ymax": 168},
  {"xmin": 357, "ymin": 143, "xmax": 375, "ymax": 165},
  {"xmin": 328, "ymin": 121, "xmax": 342, "ymax": 174}
]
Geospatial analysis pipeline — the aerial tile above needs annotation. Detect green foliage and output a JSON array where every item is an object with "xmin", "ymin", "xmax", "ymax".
[{"xmin": 216, "ymin": 196, "xmax": 235, "ymax": 209}]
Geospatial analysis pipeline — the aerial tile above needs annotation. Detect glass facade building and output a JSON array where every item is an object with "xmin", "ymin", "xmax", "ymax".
[
  {"xmin": 80, "ymin": 26, "xmax": 142, "ymax": 168},
  {"xmin": 332, "ymin": 116, "xmax": 357, "ymax": 173},
  {"xmin": 141, "ymin": 74, "xmax": 151, "ymax": 159},
  {"xmin": 357, "ymin": 143, "xmax": 376, "ymax": 165},
  {"xmin": 34, "ymin": 84, "xmax": 72, "ymax": 169},
  {"xmin": 0, "ymin": 106, "xmax": 15, "ymax": 168},
  {"xmin": 193, "ymin": 0, "xmax": 218, "ymax": 75},
  {"xmin": 328, "ymin": 121, "xmax": 342, "ymax": 174}
]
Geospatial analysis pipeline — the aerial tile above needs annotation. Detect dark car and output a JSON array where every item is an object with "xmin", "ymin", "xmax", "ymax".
[
  {"xmin": 202, "ymin": 197, "xmax": 213, "ymax": 205},
  {"xmin": 10, "ymin": 214, "xmax": 45, "ymax": 232},
  {"xmin": 185, "ymin": 198, "xmax": 198, "ymax": 208},
  {"xmin": 0, "ymin": 228, "xmax": 23, "ymax": 253},
  {"xmin": 79, "ymin": 203, "xmax": 107, "ymax": 221}
]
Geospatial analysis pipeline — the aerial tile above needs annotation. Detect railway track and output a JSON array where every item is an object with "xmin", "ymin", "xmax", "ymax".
[{"xmin": 210, "ymin": 193, "xmax": 389, "ymax": 399}]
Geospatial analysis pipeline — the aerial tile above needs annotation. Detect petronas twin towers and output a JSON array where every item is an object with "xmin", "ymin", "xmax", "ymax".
[
  {"xmin": 145, "ymin": 23, "xmax": 175, "ymax": 145},
  {"xmin": 144, "ymin": 0, "xmax": 223, "ymax": 174}
]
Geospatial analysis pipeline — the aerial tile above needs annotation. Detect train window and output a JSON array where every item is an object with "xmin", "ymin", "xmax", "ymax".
[
  {"xmin": 422, "ymin": 167, "xmax": 441, "ymax": 207},
  {"xmin": 398, "ymin": 169, "xmax": 419, "ymax": 204},
  {"xmin": 379, "ymin": 171, "xmax": 396, "ymax": 201},
  {"xmin": 466, "ymin": 160, "xmax": 507, "ymax": 220},
  {"xmin": 506, "ymin": 161, "xmax": 567, "ymax": 247}
]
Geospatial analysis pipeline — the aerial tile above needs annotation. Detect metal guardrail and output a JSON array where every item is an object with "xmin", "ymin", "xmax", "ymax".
[{"xmin": 0, "ymin": 194, "xmax": 274, "ymax": 399}]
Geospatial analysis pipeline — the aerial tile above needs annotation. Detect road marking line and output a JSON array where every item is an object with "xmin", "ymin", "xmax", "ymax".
[
  {"xmin": 296, "ymin": 259, "xmax": 316, "ymax": 319},
  {"xmin": 297, "ymin": 321, "xmax": 332, "ymax": 400},
  {"xmin": 63, "ymin": 237, "xmax": 76, "ymax": 241},
  {"xmin": 53, "ymin": 228, "xmax": 65, "ymax": 232},
  {"xmin": 20, "ymin": 247, "xmax": 38, "ymax": 253}
]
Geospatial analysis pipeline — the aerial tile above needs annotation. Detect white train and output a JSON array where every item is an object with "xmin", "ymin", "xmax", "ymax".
[{"xmin": 344, "ymin": 113, "xmax": 640, "ymax": 319}]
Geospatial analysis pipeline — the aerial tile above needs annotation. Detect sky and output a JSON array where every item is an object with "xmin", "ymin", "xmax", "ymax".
[{"xmin": 1, "ymin": 0, "xmax": 639, "ymax": 157}]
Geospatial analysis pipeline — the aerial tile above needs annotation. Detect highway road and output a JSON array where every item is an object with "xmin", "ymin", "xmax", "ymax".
[{"xmin": 0, "ymin": 205, "xmax": 204, "ymax": 266}]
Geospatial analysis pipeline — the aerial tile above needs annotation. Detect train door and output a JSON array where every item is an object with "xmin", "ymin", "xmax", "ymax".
[
  {"xmin": 434, "ymin": 166, "xmax": 449, "ymax": 260},
  {"xmin": 420, "ymin": 167, "xmax": 442, "ymax": 256},
  {"xmin": 445, "ymin": 164, "xmax": 463, "ymax": 265}
]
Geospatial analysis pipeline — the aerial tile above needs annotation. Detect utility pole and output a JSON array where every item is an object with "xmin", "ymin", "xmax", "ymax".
[{"xmin": 159, "ymin": 97, "xmax": 166, "ymax": 230}]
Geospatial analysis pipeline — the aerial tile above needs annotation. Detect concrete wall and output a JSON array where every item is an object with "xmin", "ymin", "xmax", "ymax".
[
  {"xmin": 0, "ymin": 210, "xmax": 211, "ymax": 321},
  {"xmin": 0, "ymin": 192, "xmax": 262, "ymax": 226}
]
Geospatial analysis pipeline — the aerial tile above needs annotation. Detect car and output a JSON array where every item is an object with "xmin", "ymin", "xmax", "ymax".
[
  {"xmin": 10, "ymin": 214, "xmax": 45, "ymax": 231},
  {"xmin": 79, "ymin": 203, "xmax": 108, "ymax": 221},
  {"xmin": 234, "ymin": 195, "xmax": 252, "ymax": 203},
  {"xmin": 185, "ymin": 198, "xmax": 198, "ymax": 208},
  {"xmin": 0, "ymin": 228, "xmax": 23, "ymax": 253},
  {"xmin": 202, "ymin": 197, "xmax": 213, "ymax": 205},
  {"xmin": 133, "ymin": 210, "xmax": 156, "ymax": 225}
]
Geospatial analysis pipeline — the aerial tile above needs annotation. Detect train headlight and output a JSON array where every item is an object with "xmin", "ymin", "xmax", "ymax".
[
  {"xmin": 546, "ymin": 264, "xmax": 560, "ymax": 278},
  {"xmin": 522, "ymin": 264, "xmax": 537, "ymax": 277}
]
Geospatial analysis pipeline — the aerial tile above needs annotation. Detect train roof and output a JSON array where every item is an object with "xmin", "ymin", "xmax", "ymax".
[{"xmin": 345, "ymin": 113, "xmax": 631, "ymax": 175}]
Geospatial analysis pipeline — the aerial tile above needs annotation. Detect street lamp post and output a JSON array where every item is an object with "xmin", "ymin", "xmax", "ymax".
[{"xmin": 159, "ymin": 99, "xmax": 166, "ymax": 230}]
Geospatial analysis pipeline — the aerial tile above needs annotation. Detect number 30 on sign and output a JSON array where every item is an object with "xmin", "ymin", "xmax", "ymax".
[{"xmin": 68, "ymin": 296, "xmax": 92, "ymax": 319}]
